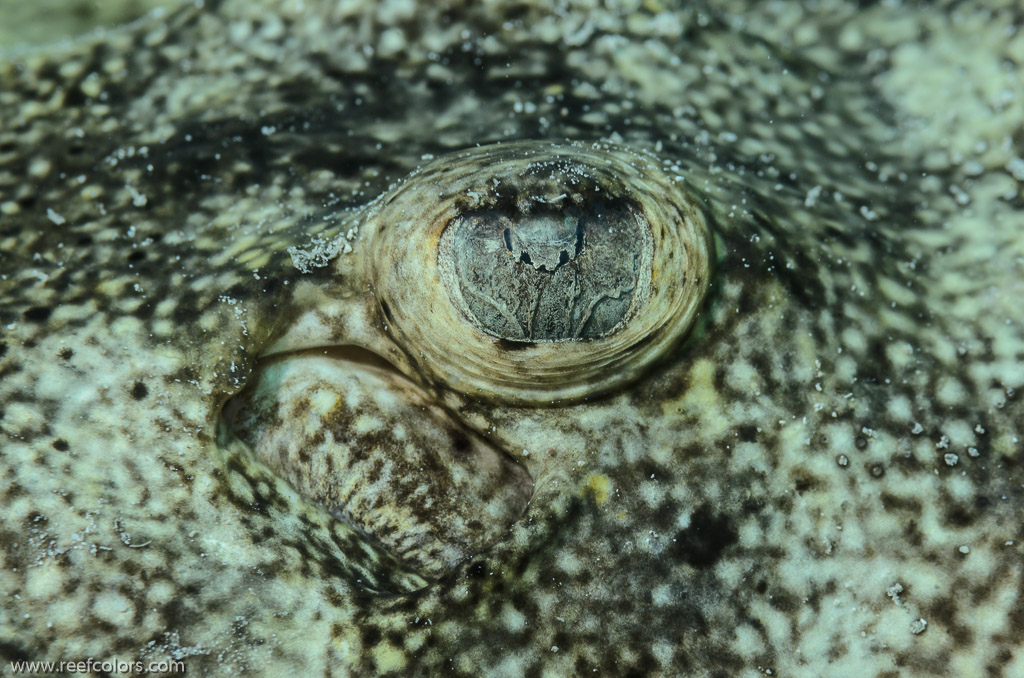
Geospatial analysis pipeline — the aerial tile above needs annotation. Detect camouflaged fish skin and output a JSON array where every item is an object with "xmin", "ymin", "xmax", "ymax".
[{"xmin": 2, "ymin": 0, "xmax": 1024, "ymax": 676}]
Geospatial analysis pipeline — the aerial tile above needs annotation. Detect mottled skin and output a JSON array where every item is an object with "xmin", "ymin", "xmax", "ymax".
[{"xmin": 2, "ymin": 0, "xmax": 1024, "ymax": 676}]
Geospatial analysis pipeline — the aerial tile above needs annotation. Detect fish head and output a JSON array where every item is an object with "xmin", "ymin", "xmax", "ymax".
[{"xmin": 2, "ymin": 1, "xmax": 1022, "ymax": 676}]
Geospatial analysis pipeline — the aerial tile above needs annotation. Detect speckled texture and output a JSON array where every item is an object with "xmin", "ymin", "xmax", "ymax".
[
  {"xmin": 1, "ymin": 0, "xmax": 1023, "ymax": 676},
  {"xmin": 0, "ymin": 0, "xmax": 176, "ymax": 49}
]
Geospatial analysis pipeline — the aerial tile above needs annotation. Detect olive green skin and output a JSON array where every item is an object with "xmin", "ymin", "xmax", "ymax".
[{"xmin": 1, "ymin": 1, "xmax": 1022, "ymax": 676}]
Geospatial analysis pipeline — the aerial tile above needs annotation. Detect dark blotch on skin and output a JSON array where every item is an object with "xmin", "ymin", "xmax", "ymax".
[
  {"xmin": 944, "ymin": 504, "xmax": 978, "ymax": 528},
  {"xmin": 23, "ymin": 306, "xmax": 53, "ymax": 322},
  {"xmin": 670, "ymin": 505, "xmax": 739, "ymax": 568},
  {"xmin": 130, "ymin": 381, "xmax": 149, "ymax": 400},
  {"xmin": 59, "ymin": 347, "xmax": 73, "ymax": 360},
  {"xmin": 793, "ymin": 471, "xmax": 820, "ymax": 494},
  {"xmin": 738, "ymin": 425, "xmax": 758, "ymax": 442},
  {"xmin": 496, "ymin": 338, "xmax": 536, "ymax": 351},
  {"xmin": 450, "ymin": 430, "xmax": 471, "ymax": 455},
  {"xmin": 0, "ymin": 640, "xmax": 30, "ymax": 664},
  {"xmin": 52, "ymin": 439, "xmax": 70, "ymax": 451}
]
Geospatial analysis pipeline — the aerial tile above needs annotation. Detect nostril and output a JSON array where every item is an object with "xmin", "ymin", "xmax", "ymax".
[{"xmin": 223, "ymin": 347, "xmax": 533, "ymax": 581}]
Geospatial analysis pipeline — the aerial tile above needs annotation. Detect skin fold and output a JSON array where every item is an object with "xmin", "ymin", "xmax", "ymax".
[{"xmin": 1, "ymin": 1, "xmax": 1022, "ymax": 675}]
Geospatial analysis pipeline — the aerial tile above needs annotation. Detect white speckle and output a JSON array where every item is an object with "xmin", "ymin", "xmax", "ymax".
[
  {"xmin": 910, "ymin": 618, "xmax": 928, "ymax": 635},
  {"xmin": 859, "ymin": 205, "xmax": 878, "ymax": 221},
  {"xmin": 288, "ymin": 236, "xmax": 346, "ymax": 272},
  {"xmin": 944, "ymin": 453, "xmax": 958, "ymax": 466},
  {"xmin": 1006, "ymin": 157, "xmax": 1024, "ymax": 181},
  {"xmin": 948, "ymin": 184, "xmax": 970, "ymax": 205},
  {"xmin": 911, "ymin": 422, "xmax": 923, "ymax": 435},
  {"xmin": 127, "ymin": 184, "xmax": 148, "ymax": 207},
  {"xmin": 46, "ymin": 208, "xmax": 65, "ymax": 225},
  {"xmin": 886, "ymin": 582, "xmax": 903, "ymax": 605},
  {"xmin": 958, "ymin": 545, "xmax": 970, "ymax": 554}
]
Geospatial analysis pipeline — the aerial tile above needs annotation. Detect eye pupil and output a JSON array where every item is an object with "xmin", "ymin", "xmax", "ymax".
[{"xmin": 440, "ymin": 199, "xmax": 651, "ymax": 342}]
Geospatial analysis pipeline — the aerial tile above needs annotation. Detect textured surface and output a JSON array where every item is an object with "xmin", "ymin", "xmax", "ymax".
[
  {"xmin": 2, "ymin": 0, "xmax": 1024, "ymax": 676},
  {"xmin": 228, "ymin": 352, "xmax": 533, "ymax": 580},
  {"xmin": 0, "ymin": 0, "xmax": 174, "ymax": 49},
  {"xmin": 444, "ymin": 202, "xmax": 646, "ymax": 341}
]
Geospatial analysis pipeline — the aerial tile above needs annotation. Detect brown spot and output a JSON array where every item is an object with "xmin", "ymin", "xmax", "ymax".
[
  {"xmin": 130, "ymin": 381, "xmax": 148, "ymax": 400},
  {"xmin": 793, "ymin": 470, "xmax": 821, "ymax": 493}
]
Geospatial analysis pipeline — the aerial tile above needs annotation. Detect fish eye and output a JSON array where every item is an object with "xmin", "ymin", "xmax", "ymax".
[
  {"xmin": 222, "ymin": 141, "xmax": 713, "ymax": 587},
  {"xmin": 370, "ymin": 140, "xmax": 715, "ymax": 403}
]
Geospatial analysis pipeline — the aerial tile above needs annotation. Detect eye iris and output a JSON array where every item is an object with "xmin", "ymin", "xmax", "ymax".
[{"xmin": 440, "ymin": 199, "xmax": 651, "ymax": 342}]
